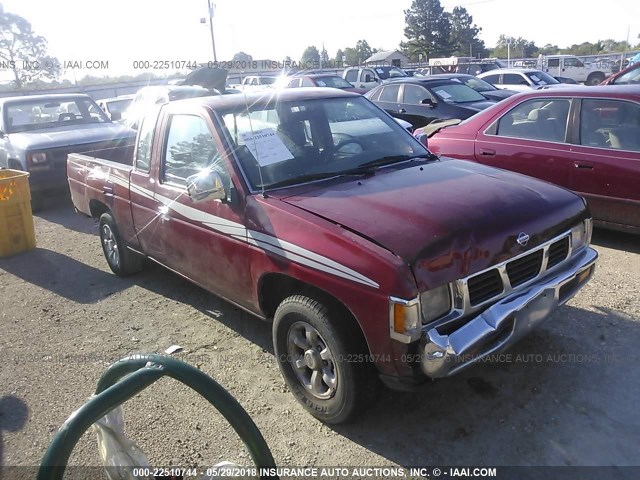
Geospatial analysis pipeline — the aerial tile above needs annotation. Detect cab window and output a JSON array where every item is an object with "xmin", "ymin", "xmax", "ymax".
[{"xmin": 162, "ymin": 115, "xmax": 226, "ymax": 186}]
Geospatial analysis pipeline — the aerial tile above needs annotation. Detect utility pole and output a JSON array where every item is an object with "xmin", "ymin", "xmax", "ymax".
[{"xmin": 207, "ymin": 0, "xmax": 217, "ymax": 62}]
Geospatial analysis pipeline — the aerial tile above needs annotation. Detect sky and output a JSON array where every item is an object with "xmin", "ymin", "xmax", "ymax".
[{"xmin": 1, "ymin": 0, "xmax": 639, "ymax": 79}]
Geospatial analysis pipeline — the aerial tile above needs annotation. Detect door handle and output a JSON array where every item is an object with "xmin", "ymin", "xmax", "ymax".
[
  {"xmin": 398, "ymin": 108, "xmax": 406, "ymax": 114},
  {"xmin": 480, "ymin": 148, "xmax": 496, "ymax": 156},
  {"xmin": 574, "ymin": 162, "xmax": 594, "ymax": 170}
]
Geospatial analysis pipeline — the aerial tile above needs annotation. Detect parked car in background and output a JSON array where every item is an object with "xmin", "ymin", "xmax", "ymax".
[
  {"xmin": 235, "ymin": 75, "xmax": 279, "ymax": 92},
  {"xmin": 95, "ymin": 94, "xmax": 135, "ymax": 121},
  {"xmin": 280, "ymin": 74, "xmax": 366, "ymax": 93},
  {"xmin": 537, "ymin": 54, "xmax": 610, "ymax": 85},
  {"xmin": 0, "ymin": 94, "xmax": 136, "ymax": 210},
  {"xmin": 600, "ymin": 62, "xmax": 640, "ymax": 86},
  {"xmin": 478, "ymin": 69, "xmax": 570, "ymax": 92},
  {"xmin": 366, "ymin": 78, "xmax": 496, "ymax": 129},
  {"xmin": 68, "ymin": 88, "xmax": 596, "ymax": 424},
  {"xmin": 418, "ymin": 73, "xmax": 518, "ymax": 101},
  {"xmin": 425, "ymin": 85, "xmax": 640, "ymax": 233},
  {"xmin": 122, "ymin": 85, "xmax": 213, "ymax": 129},
  {"xmin": 427, "ymin": 57, "xmax": 503, "ymax": 75},
  {"xmin": 343, "ymin": 66, "xmax": 407, "ymax": 91}
]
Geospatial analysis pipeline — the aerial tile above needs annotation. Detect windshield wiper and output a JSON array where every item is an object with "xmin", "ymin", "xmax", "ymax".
[
  {"xmin": 264, "ymin": 170, "xmax": 371, "ymax": 190},
  {"xmin": 348, "ymin": 154, "xmax": 436, "ymax": 172}
]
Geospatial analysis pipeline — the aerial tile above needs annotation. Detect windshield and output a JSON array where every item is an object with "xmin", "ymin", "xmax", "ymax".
[
  {"xmin": 526, "ymin": 71, "xmax": 560, "ymax": 86},
  {"xmin": 458, "ymin": 76, "xmax": 497, "ymax": 92},
  {"xmin": 614, "ymin": 65, "xmax": 640, "ymax": 84},
  {"xmin": 374, "ymin": 66, "xmax": 407, "ymax": 79},
  {"xmin": 430, "ymin": 84, "xmax": 487, "ymax": 103},
  {"xmin": 4, "ymin": 97, "xmax": 110, "ymax": 133},
  {"xmin": 314, "ymin": 76, "xmax": 354, "ymax": 89},
  {"xmin": 220, "ymin": 96, "xmax": 429, "ymax": 190},
  {"xmin": 105, "ymin": 98, "xmax": 133, "ymax": 115},
  {"xmin": 260, "ymin": 77, "xmax": 278, "ymax": 85}
]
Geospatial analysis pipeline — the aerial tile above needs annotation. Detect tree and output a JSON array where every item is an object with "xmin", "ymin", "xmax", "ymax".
[
  {"xmin": 320, "ymin": 46, "xmax": 329, "ymax": 67},
  {"xmin": 449, "ymin": 6, "xmax": 487, "ymax": 57},
  {"xmin": 300, "ymin": 46, "xmax": 320, "ymax": 67},
  {"xmin": 343, "ymin": 47, "xmax": 359, "ymax": 65},
  {"xmin": 334, "ymin": 49, "xmax": 345, "ymax": 65},
  {"xmin": 355, "ymin": 39, "xmax": 374, "ymax": 63},
  {"xmin": 0, "ymin": 5, "xmax": 60, "ymax": 88},
  {"xmin": 491, "ymin": 35, "xmax": 539, "ymax": 59},
  {"xmin": 401, "ymin": 0, "xmax": 452, "ymax": 61},
  {"xmin": 232, "ymin": 51, "xmax": 253, "ymax": 62}
]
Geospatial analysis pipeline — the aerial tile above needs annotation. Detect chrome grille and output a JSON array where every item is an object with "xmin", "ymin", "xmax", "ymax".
[
  {"xmin": 463, "ymin": 233, "xmax": 573, "ymax": 310},
  {"xmin": 547, "ymin": 237, "xmax": 570, "ymax": 268},
  {"xmin": 468, "ymin": 270, "xmax": 503, "ymax": 306},
  {"xmin": 506, "ymin": 249, "xmax": 543, "ymax": 287}
]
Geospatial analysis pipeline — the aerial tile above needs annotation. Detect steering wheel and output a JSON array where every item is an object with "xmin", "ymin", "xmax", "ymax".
[{"xmin": 321, "ymin": 138, "xmax": 365, "ymax": 163}]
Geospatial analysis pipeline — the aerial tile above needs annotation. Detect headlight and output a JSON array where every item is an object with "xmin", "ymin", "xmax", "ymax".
[
  {"xmin": 571, "ymin": 218, "xmax": 592, "ymax": 251},
  {"xmin": 28, "ymin": 152, "xmax": 49, "ymax": 169},
  {"xmin": 389, "ymin": 297, "xmax": 421, "ymax": 343},
  {"xmin": 420, "ymin": 284, "xmax": 452, "ymax": 324}
]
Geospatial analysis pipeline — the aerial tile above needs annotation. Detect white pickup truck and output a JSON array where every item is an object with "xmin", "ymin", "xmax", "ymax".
[
  {"xmin": 537, "ymin": 54, "xmax": 611, "ymax": 85},
  {"xmin": 234, "ymin": 75, "xmax": 279, "ymax": 93}
]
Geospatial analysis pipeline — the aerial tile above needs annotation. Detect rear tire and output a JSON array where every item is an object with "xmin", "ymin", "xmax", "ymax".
[
  {"xmin": 99, "ymin": 212, "xmax": 143, "ymax": 276},
  {"xmin": 273, "ymin": 295, "xmax": 378, "ymax": 424},
  {"xmin": 586, "ymin": 73, "xmax": 605, "ymax": 86}
]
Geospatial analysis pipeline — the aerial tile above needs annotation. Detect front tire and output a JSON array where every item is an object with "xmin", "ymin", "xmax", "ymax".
[
  {"xmin": 99, "ymin": 212, "xmax": 142, "ymax": 276},
  {"xmin": 273, "ymin": 295, "xmax": 377, "ymax": 424}
]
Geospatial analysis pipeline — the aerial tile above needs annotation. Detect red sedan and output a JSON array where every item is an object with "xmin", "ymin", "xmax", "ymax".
[
  {"xmin": 600, "ymin": 62, "xmax": 640, "ymax": 86},
  {"xmin": 425, "ymin": 85, "xmax": 640, "ymax": 233}
]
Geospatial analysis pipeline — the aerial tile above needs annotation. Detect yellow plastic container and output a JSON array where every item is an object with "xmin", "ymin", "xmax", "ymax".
[{"xmin": 0, "ymin": 169, "xmax": 36, "ymax": 257}]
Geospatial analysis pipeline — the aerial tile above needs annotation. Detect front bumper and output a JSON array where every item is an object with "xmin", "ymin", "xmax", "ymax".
[{"xmin": 419, "ymin": 246, "xmax": 598, "ymax": 378}]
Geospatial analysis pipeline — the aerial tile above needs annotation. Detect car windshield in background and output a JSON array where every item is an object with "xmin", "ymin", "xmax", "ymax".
[
  {"xmin": 374, "ymin": 66, "xmax": 407, "ymax": 79},
  {"xmin": 460, "ymin": 76, "xmax": 497, "ymax": 92},
  {"xmin": 220, "ymin": 96, "xmax": 428, "ymax": 190},
  {"xmin": 314, "ymin": 76, "xmax": 354, "ymax": 88},
  {"xmin": 106, "ymin": 99, "xmax": 133, "ymax": 115},
  {"xmin": 526, "ymin": 71, "xmax": 560, "ymax": 86},
  {"xmin": 615, "ymin": 66, "xmax": 640, "ymax": 84},
  {"xmin": 4, "ymin": 97, "xmax": 109, "ymax": 133},
  {"xmin": 431, "ymin": 84, "xmax": 487, "ymax": 103}
]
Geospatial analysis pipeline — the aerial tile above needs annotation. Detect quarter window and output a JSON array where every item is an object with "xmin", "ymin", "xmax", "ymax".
[
  {"xmin": 495, "ymin": 98, "xmax": 570, "ymax": 142},
  {"xmin": 503, "ymin": 74, "xmax": 527, "ymax": 85},
  {"xmin": 135, "ymin": 114, "xmax": 156, "ymax": 172},
  {"xmin": 482, "ymin": 74, "xmax": 501, "ymax": 85},
  {"xmin": 162, "ymin": 115, "xmax": 225, "ymax": 186}
]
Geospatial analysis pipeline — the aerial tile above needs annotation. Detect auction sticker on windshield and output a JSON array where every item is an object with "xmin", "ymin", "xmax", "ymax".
[{"xmin": 240, "ymin": 128, "xmax": 294, "ymax": 166}]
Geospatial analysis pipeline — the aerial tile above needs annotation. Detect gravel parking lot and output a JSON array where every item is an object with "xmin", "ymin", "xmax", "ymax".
[{"xmin": 1, "ymin": 196, "xmax": 639, "ymax": 475}]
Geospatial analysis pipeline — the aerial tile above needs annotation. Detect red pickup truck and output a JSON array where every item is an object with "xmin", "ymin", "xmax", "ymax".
[{"xmin": 68, "ymin": 89, "xmax": 598, "ymax": 423}]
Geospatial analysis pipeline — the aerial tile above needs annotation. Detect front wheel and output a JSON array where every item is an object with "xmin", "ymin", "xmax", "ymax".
[
  {"xmin": 99, "ymin": 212, "xmax": 143, "ymax": 276},
  {"xmin": 273, "ymin": 295, "xmax": 377, "ymax": 424}
]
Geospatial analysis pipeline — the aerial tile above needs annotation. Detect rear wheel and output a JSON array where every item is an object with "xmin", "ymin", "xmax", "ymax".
[
  {"xmin": 586, "ymin": 72, "xmax": 605, "ymax": 86},
  {"xmin": 99, "ymin": 212, "xmax": 143, "ymax": 276},
  {"xmin": 273, "ymin": 295, "xmax": 378, "ymax": 424}
]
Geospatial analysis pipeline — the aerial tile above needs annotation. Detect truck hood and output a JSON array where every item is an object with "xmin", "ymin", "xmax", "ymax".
[
  {"xmin": 8, "ymin": 122, "xmax": 136, "ymax": 151},
  {"xmin": 277, "ymin": 159, "xmax": 587, "ymax": 289}
]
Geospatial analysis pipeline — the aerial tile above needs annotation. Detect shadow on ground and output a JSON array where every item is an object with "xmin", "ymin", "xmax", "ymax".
[
  {"xmin": 0, "ymin": 248, "xmax": 130, "ymax": 303},
  {"xmin": 592, "ymin": 228, "xmax": 639, "ymax": 254},
  {"xmin": 0, "ymin": 396, "xmax": 29, "ymax": 471}
]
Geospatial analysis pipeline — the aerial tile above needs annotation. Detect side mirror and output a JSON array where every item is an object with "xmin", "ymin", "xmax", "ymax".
[
  {"xmin": 421, "ymin": 98, "xmax": 436, "ymax": 108},
  {"xmin": 186, "ymin": 170, "xmax": 226, "ymax": 203},
  {"xmin": 414, "ymin": 132, "xmax": 429, "ymax": 148},
  {"xmin": 110, "ymin": 111, "xmax": 122, "ymax": 121}
]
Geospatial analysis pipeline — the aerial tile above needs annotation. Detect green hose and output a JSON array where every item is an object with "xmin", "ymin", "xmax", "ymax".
[{"xmin": 37, "ymin": 354, "xmax": 278, "ymax": 480}]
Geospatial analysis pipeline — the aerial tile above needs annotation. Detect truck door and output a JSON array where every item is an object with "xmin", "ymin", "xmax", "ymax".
[
  {"xmin": 129, "ymin": 111, "xmax": 162, "ymax": 254},
  {"xmin": 151, "ymin": 108, "xmax": 250, "ymax": 304}
]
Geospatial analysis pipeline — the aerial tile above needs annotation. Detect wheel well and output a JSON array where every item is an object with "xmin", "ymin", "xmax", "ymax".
[
  {"xmin": 587, "ymin": 72, "xmax": 605, "ymax": 81},
  {"xmin": 89, "ymin": 200, "xmax": 110, "ymax": 220},
  {"xmin": 259, "ymin": 273, "xmax": 370, "ymax": 352}
]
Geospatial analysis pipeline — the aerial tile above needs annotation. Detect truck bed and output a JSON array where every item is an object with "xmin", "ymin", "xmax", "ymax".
[{"xmin": 67, "ymin": 153, "xmax": 134, "ymax": 217}]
